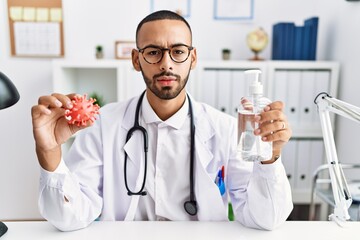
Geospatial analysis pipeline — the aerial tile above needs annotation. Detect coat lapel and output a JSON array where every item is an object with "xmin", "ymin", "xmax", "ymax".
[
  {"xmin": 121, "ymin": 96, "xmax": 145, "ymax": 221},
  {"xmin": 192, "ymin": 100, "xmax": 229, "ymax": 221}
]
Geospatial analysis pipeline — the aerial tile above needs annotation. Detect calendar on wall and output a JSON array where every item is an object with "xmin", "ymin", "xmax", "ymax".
[{"xmin": 7, "ymin": 0, "xmax": 64, "ymax": 57}]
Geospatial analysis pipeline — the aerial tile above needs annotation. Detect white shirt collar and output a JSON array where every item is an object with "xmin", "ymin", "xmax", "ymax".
[{"xmin": 142, "ymin": 92, "xmax": 189, "ymax": 130}]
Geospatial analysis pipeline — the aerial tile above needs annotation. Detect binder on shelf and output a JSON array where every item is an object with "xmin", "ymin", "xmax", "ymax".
[
  {"xmin": 272, "ymin": 22, "xmax": 294, "ymax": 60},
  {"xmin": 299, "ymin": 71, "xmax": 316, "ymax": 126},
  {"xmin": 286, "ymin": 70, "xmax": 302, "ymax": 126},
  {"xmin": 305, "ymin": 17, "xmax": 319, "ymax": 60},
  {"xmin": 293, "ymin": 26, "xmax": 304, "ymax": 60},
  {"xmin": 271, "ymin": 23, "xmax": 282, "ymax": 60},
  {"xmin": 284, "ymin": 23, "xmax": 295, "ymax": 60},
  {"xmin": 301, "ymin": 24, "xmax": 312, "ymax": 60},
  {"xmin": 230, "ymin": 70, "xmax": 247, "ymax": 117},
  {"xmin": 271, "ymin": 17, "xmax": 318, "ymax": 60},
  {"xmin": 217, "ymin": 70, "xmax": 232, "ymax": 114},
  {"xmin": 281, "ymin": 140, "xmax": 297, "ymax": 188},
  {"xmin": 201, "ymin": 70, "xmax": 217, "ymax": 107}
]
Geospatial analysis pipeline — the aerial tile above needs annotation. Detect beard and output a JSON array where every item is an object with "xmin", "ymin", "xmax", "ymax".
[{"xmin": 139, "ymin": 64, "xmax": 191, "ymax": 100}]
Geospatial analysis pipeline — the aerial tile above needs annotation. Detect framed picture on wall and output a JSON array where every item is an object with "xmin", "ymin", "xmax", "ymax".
[
  {"xmin": 214, "ymin": 0, "xmax": 254, "ymax": 21},
  {"xmin": 150, "ymin": 0, "xmax": 191, "ymax": 18},
  {"xmin": 115, "ymin": 41, "xmax": 136, "ymax": 59}
]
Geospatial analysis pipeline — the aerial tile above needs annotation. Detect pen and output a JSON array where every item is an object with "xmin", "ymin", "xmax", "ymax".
[{"xmin": 216, "ymin": 166, "xmax": 226, "ymax": 196}]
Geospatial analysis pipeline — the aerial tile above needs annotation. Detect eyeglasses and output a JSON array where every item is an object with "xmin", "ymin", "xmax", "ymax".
[{"xmin": 138, "ymin": 44, "xmax": 194, "ymax": 64}]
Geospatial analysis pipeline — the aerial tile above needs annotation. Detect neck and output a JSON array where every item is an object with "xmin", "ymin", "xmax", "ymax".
[{"xmin": 146, "ymin": 90, "xmax": 187, "ymax": 121}]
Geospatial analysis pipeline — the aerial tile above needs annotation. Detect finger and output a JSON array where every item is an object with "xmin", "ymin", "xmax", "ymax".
[
  {"xmin": 279, "ymin": 121, "xmax": 286, "ymax": 130},
  {"xmin": 31, "ymin": 105, "xmax": 52, "ymax": 118},
  {"xmin": 240, "ymin": 97, "xmax": 253, "ymax": 111},
  {"xmin": 258, "ymin": 110, "xmax": 285, "ymax": 123},
  {"xmin": 263, "ymin": 101, "xmax": 284, "ymax": 112},
  {"xmin": 37, "ymin": 94, "xmax": 75, "ymax": 109},
  {"xmin": 261, "ymin": 128, "xmax": 291, "ymax": 143},
  {"xmin": 255, "ymin": 117, "xmax": 290, "ymax": 137},
  {"xmin": 51, "ymin": 93, "xmax": 76, "ymax": 109},
  {"xmin": 38, "ymin": 95, "xmax": 63, "ymax": 108},
  {"xmin": 66, "ymin": 93, "xmax": 82, "ymax": 100}
]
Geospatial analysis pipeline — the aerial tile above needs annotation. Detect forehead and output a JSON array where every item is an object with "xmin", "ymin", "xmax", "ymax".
[{"xmin": 137, "ymin": 19, "xmax": 191, "ymax": 47}]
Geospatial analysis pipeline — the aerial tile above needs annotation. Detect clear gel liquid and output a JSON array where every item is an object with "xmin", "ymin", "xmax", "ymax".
[{"xmin": 237, "ymin": 110, "xmax": 272, "ymax": 162}]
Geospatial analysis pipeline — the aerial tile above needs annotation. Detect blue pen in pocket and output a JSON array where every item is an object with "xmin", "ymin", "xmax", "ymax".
[{"xmin": 215, "ymin": 166, "xmax": 226, "ymax": 196}]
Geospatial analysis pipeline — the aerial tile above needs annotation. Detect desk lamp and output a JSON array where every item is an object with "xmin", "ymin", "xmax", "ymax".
[
  {"xmin": 0, "ymin": 71, "xmax": 20, "ymax": 237},
  {"xmin": 0, "ymin": 71, "xmax": 20, "ymax": 110},
  {"xmin": 314, "ymin": 92, "xmax": 360, "ymax": 226}
]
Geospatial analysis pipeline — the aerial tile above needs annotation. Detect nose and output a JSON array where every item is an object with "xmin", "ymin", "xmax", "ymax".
[{"xmin": 159, "ymin": 50, "xmax": 173, "ymax": 71}]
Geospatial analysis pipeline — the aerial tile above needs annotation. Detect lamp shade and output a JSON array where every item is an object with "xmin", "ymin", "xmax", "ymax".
[{"xmin": 0, "ymin": 71, "xmax": 20, "ymax": 110}]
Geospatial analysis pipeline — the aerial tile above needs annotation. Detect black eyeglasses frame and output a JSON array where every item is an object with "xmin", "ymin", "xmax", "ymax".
[{"xmin": 137, "ymin": 44, "xmax": 194, "ymax": 64}]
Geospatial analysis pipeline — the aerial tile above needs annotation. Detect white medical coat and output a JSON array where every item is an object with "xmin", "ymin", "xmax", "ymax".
[{"xmin": 38, "ymin": 94, "xmax": 293, "ymax": 231}]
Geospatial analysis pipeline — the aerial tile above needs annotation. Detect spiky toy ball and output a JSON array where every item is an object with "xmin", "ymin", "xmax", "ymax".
[{"xmin": 65, "ymin": 94, "xmax": 100, "ymax": 126}]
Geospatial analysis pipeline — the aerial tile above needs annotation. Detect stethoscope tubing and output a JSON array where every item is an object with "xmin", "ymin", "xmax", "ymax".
[{"xmin": 123, "ymin": 90, "xmax": 197, "ymax": 215}]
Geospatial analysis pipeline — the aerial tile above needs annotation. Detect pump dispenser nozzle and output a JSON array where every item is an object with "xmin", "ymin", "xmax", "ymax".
[{"xmin": 244, "ymin": 69, "xmax": 263, "ymax": 96}]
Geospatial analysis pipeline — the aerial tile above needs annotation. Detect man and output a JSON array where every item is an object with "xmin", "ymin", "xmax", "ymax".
[{"xmin": 31, "ymin": 10, "xmax": 293, "ymax": 231}]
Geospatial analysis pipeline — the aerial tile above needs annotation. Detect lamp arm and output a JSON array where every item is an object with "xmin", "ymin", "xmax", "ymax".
[{"xmin": 314, "ymin": 93, "xmax": 358, "ymax": 225}]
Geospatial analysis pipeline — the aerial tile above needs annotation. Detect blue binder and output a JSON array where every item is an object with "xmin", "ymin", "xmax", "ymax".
[
  {"xmin": 272, "ymin": 22, "xmax": 295, "ymax": 60},
  {"xmin": 304, "ymin": 17, "xmax": 319, "ymax": 60},
  {"xmin": 293, "ymin": 26, "xmax": 304, "ymax": 60},
  {"xmin": 272, "ymin": 17, "xmax": 318, "ymax": 61}
]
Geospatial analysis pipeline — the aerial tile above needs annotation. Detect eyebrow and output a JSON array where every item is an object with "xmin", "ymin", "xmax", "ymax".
[{"xmin": 139, "ymin": 43, "xmax": 191, "ymax": 49}]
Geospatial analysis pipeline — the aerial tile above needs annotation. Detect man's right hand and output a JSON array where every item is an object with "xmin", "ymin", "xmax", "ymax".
[{"xmin": 31, "ymin": 93, "xmax": 92, "ymax": 171}]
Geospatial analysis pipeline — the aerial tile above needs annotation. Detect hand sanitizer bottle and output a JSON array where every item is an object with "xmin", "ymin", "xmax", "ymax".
[{"xmin": 237, "ymin": 69, "xmax": 272, "ymax": 162}]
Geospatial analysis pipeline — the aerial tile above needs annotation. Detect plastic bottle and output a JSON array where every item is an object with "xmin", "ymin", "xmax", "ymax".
[{"xmin": 237, "ymin": 69, "xmax": 272, "ymax": 162}]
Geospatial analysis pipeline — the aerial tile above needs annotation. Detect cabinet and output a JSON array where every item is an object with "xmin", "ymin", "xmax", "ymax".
[{"xmin": 53, "ymin": 59, "xmax": 340, "ymax": 219}]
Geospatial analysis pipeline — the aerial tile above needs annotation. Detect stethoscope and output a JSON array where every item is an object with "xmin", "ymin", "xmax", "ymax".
[{"xmin": 124, "ymin": 91, "xmax": 197, "ymax": 216}]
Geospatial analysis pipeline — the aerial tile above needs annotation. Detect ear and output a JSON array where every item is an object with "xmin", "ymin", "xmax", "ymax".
[
  {"xmin": 190, "ymin": 48, "xmax": 197, "ymax": 70},
  {"xmin": 132, "ymin": 49, "xmax": 141, "ymax": 72}
]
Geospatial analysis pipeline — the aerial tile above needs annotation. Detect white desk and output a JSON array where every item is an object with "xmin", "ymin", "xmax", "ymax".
[{"xmin": 2, "ymin": 221, "xmax": 359, "ymax": 240}]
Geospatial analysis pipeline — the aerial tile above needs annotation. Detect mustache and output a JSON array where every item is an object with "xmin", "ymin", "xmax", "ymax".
[{"xmin": 153, "ymin": 72, "xmax": 181, "ymax": 80}]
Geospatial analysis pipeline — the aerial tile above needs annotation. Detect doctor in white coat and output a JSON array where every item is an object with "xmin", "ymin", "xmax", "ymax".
[{"xmin": 31, "ymin": 10, "xmax": 293, "ymax": 232}]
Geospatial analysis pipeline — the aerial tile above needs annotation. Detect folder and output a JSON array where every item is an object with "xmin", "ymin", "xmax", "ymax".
[
  {"xmin": 272, "ymin": 22, "xmax": 295, "ymax": 60},
  {"xmin": 230, "ymin": 70, "xmax": 247, "ymax": 117},
  {"xmin": 282, "ymin": 140, "xmax": 297, "ymax": 188},
  {"xmin": 217, "ymin": 70, "xmax": 232, "ymax": 114},
  {"xmin": 305, "ymin": 17, "xmax": 319, "ymax": 60},
  {"xmin": 293, "ymin": 26, "xmax": 304, "ymax": 60},
  {"xmin": 201, "ymin": 70, "xmax": 218, "ymax": 107},
  {"xmin": 299, "ymin": 70, "xmax": 316, "ymax": 127},
  {"xmin": 301, "ymin": 25, "xmax": 312, "ymax": 60},
  {"xmin": 286, "ymin": 70, "xmax": 301, "ymax": 126},
  {"xmin": 272, "ymin": 17, "xmax": 319, "ymax": 61}
]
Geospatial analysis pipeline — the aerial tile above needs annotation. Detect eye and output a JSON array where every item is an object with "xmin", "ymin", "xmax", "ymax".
[
  {"xmin": 172, "ymin": 48, "xmax": 186, "ymax": 55},
  {"xmin": 145, "ymin": 48, "xmax": 161, "ymax": 56},
  {"xmin": 174, "ymin": 50, "xmax": 185, "ymax": 55}
]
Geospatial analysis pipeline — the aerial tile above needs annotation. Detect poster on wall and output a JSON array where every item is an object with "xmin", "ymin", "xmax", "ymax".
[
  {"xmin": 150, "ymin": 0, "xmax": 191, "ymax": 18},
  {"xmin": 214, "ymin": 0, "xmax": 254, "ymax": 20}
]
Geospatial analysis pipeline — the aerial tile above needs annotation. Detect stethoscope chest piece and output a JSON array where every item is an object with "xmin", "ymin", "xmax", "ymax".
[{"xmin": 184, "ymin": 200, "xmax": 197, "ymax": 216}]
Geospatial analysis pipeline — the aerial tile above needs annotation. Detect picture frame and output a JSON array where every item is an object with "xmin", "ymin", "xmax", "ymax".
[
  {"xmin": 214, "ymin": 0, "xmax": 254, "ymax": 21},
  {"xmin": 115, "ymin": 41, "xmax": 136, "ymax": 59},
  {"xmin": 150, "ymin": 0, "xmax": 191, "ymax": 18}
]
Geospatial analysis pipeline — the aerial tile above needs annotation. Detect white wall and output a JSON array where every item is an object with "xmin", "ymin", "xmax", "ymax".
[{"xmin": 0, "ymin": 0, "xmax": 359, "ymax": 220}]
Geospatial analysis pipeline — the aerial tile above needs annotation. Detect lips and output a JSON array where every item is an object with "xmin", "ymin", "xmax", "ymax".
[
  {"xmin": 157, "ymin": 76, "xmax": 176, "ymax": 81},
  {"xmin": 157, "ymin": 76, "xmax": 176, "ymax": 86}
]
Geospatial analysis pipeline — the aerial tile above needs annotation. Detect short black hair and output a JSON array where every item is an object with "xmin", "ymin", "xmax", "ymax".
[{"xmin": 136, "ymin": 10, "xmax": 192, "ymax": 46}]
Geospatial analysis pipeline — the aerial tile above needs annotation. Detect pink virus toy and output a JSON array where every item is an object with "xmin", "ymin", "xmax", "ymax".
[{"xmin": 65, "ymin": 94, "xmax": 100, "ymax": 126}]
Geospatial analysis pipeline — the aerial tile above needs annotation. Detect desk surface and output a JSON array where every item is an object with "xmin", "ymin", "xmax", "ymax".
[{"xmin": 2, "ymin": 221, "xmax": 360, "ymax": 240}]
